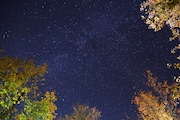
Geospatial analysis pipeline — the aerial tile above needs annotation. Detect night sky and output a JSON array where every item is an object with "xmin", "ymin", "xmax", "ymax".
[{"xmin": 0, "ymin": 0, "xmax": 179, "ymax": 119}]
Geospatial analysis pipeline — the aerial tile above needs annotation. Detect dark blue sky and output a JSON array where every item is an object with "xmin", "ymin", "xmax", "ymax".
[{"xmin": 0, "ymin": 0, "xmax": 178, "ymax": 119}]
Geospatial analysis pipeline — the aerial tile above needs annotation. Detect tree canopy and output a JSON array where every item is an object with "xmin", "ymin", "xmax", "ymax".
[
  {"xmin": 140, "ymin": 0, "xmax": 180, "ymax": 40},
  {"xmin": 59, "ymin": 104, "xmax": 101, "ymax": 120},
  {"xmin": 134, "ymin": 0, "xmax": 180, "ymax": 119},
  {"xmin": 0, "ymin": 52, "xmax": 57, "ymax": 120},
  {"xmin": 0, "ymin": 50, "xmax": 102, "ymax": 120},
  {"xmin": 133, "ymin": 70, "xmax": 180, "ymax": 120}
]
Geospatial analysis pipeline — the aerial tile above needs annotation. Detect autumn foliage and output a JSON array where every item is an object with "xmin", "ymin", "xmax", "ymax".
[
  {"xmin": 0, "ymin": 50, "xmax": 102, "ymax": 120},
  {"xmin": 0, "ymin": 52, "xmax": 57, "ymax": 120},
  {"xmin": 133, "ymin": 70, "xmax": 180, "ymax": 120},
  {"xmin": 140, "ymin": 0, "xmax": 180, "ymax": 40},
  {"xmin": 135, "ymin": 0, "xmax": 180, "ymax": 119},
  {"xmin": 134, "ymin": 91, "xmax": 173, "ymax": 120},
  {"xmin": 59, "ymin": 104, "xmax": 101, "ymax": 120},
  {"xmin": 140, "ymin": 0, "xmax": 180, "ymax": 76}
]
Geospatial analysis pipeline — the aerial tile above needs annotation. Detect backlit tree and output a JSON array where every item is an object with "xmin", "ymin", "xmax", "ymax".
[
  {"xmin": 140, "ymin": 0, "xmax": 180, "ymax": 64},
  {"xmin": 0, "ymin": 51, "xmax": 57, "ymax": 120},
  {"xmin": 133, "ymin": 91, "xmax": 173, "ymax": 120},
  {"xmin": 133, "ymin": 70, "xmax": 180, "ymax": 120},
  {"xmin": 140, "ymin": 0, "xmax": 180, "ymax": 40},
  {"xmin": 59, "ymin": 104, "xmax": 101, "ymax": 120},
  {"xmin": 135, "ymin": 0, "xmax": 180, "ymax": 119}
]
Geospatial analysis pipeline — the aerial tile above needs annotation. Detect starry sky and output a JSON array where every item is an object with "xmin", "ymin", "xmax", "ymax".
[{"xmin": 0, "ymin": 0, "xmax": 179, "ymax": 119}]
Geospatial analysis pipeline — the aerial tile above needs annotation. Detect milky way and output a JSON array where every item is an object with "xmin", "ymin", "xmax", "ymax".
[{"xmin": 0, "ymin": 0, "xmax": 177, "ymax": 119}]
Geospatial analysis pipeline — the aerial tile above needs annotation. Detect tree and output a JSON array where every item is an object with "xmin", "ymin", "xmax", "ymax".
[
  {"xmin": 133, "ymin": 70, "xmax": 180, "ymax": 120},
  {"xmin": 140, "ymin": 0, "xmax": 180, "ymax": 40},
  {"xmin": 136, "ymin": 1, "xmax": 180, "ymax": 119},
  {"xmin": 140, "ymin": 0, "xmax": 180, "ymax": 77},
  {"xmin": 133, "ymin": 91, "xmax": 173, "ymax": 120},
  {"xmin": 0, "ymin": 51, "xmax": 57, "ymax": 120},
  {"xmin": 59, "ymin": 104, "xmax": 101, "ymax": 120}
]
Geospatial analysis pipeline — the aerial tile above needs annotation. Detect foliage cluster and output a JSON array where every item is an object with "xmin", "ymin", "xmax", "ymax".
[
  {"xmin": 133, "ymin": 70, "xmax": 180, "ymax": 120},
  {"xmin": 59, "ymin": 104, "xmax": 101, "ymax": 120},
  {"xmin": 134, "ymin": 0, "xmax": 180, "ymax": 119},
  {"xmin": 140, "ymin": 0, "xmax": 180, "ymax": 40},
  {"xmin": 0, "ymin": 52, "xmax": 57, "ymax": 120},
  {"xmin": 0, "ymin": 50, "xmax": 101, "ymax": 120}
]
